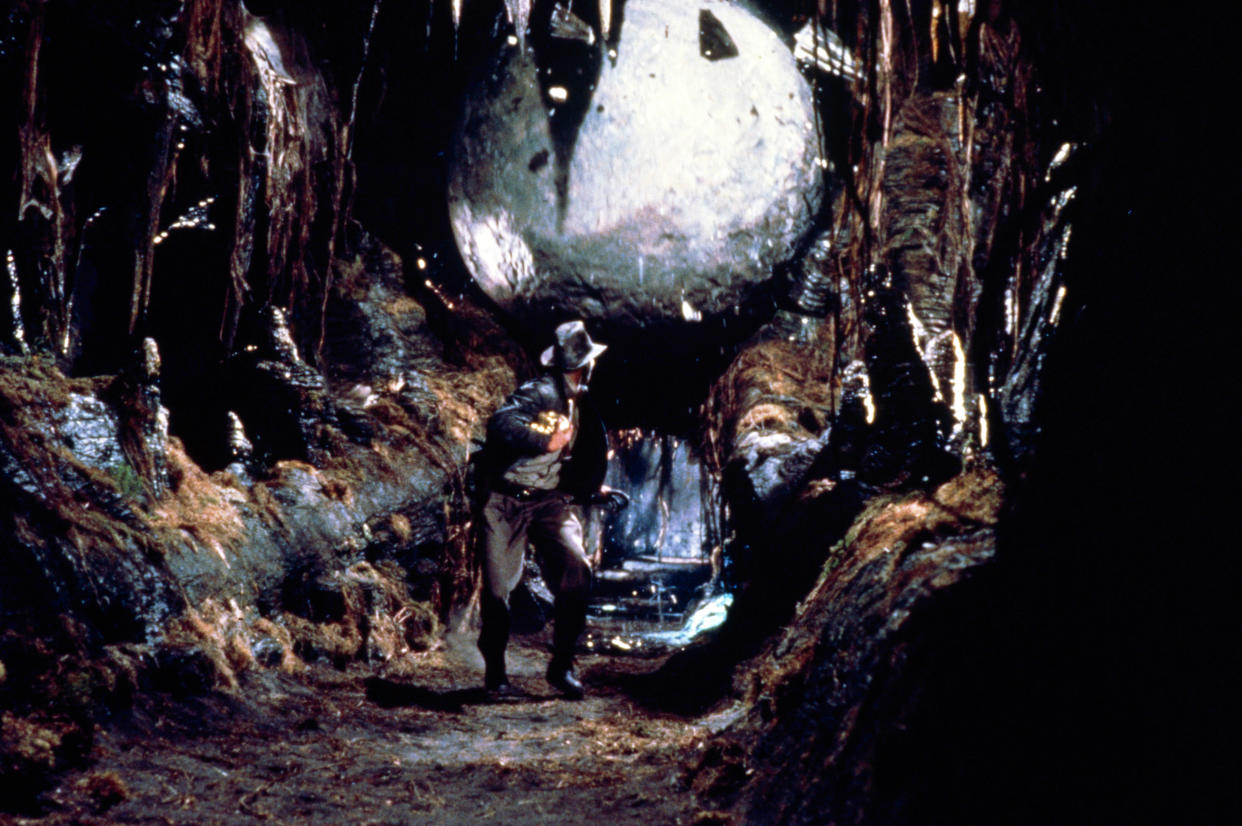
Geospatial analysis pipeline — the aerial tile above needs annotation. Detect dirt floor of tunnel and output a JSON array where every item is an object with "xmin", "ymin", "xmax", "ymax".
[{"xmin": 7, "ymin": 634, "xmax": 719, "ymax": 825}]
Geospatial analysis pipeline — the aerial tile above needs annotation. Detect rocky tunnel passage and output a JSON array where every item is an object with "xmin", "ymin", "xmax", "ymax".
[{"xmin": 2, "ymin": 1, "xmax": 1218, "ymax": 824}]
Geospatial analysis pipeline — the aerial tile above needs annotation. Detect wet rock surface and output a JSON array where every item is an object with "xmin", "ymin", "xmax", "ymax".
[
  {"xmin": 0, "ymin": 235, "xmax": 519, "ymax": 809},
  {"xmin": 0, "ymin": 358, "xmax": 184, "ymax": 643},
  {"xmin": 226, "ymin": 307, "xmax": 332, "ymax": 466},
  {"xmin": 0, "ymin": 235, "xmax": 494, "ymax": 645},
  {"xmin": 691, "ymin": 467, "xmax": 1003, "ymax": 824},
  {"xmin": 599, "ymin": 431, "xmax": 720, "ymax": 565},
  {"xmin": 448, "ymin": 0, "xmax": 822, "ymax": 333}
]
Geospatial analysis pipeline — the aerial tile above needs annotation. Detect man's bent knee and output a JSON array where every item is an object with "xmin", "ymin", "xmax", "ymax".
[{"xmin": 557, "ymin": 554, "xmax": 591, "ymax": 598}]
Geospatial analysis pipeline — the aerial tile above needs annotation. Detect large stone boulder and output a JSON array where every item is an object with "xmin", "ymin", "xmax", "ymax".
[{"xmin": 448, "ymin": 0, "xmax": 823, "ymax": 331}]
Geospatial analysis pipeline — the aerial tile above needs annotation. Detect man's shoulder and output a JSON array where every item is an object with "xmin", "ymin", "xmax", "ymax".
[
  {"xmin": 516, "ymin": 373, "xmax": 558, "ymax": 392},
  {"xmin": 509, "ymin": 373, "xmax": 560, "ymax": 402},
  {"xmin": 492, "ymin": 373, "xmax": 561, "ymax": 417}
]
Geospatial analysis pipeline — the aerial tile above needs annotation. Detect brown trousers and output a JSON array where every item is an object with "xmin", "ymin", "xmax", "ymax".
[
  {"xmin": 477, "ymin": 490, "xmax": 591, "ymax": 675},
  {"xmin": 479, "ymin": 491, "xmax": 591, "ymax": 604}
]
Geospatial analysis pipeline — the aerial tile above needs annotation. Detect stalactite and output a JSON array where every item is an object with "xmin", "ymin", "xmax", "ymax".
[
  {"xmin": 14, "ymin": 0, "xmax": 72, "ymax": 353},
  {"xmin": 505, "ymin": 0, "xmax": 533, "ymax": 46},
  {"xmin": 5, "ymin": 250, "xmax": 28, "ymax": 354},
  {"xmin": 183, "ymin": 0, "xmax": 231, "ymax": 102},
  {"xmin": 321, "ymin": 0, "xmax": 385, "ymax": 361},
  {"xmin": 240, "ymin": 10, "xmax": 341, "ymax": 362},
  {"xmin": 871, "ymin": 0, "xmax": 895, "ymax": 233},
  {"xmin": 598, "ymin": 0, "xmax": 611, "ymax": 41},
  {"xmin": 130, "ymin": 119, "xmax": 177, "ymax": 335}
]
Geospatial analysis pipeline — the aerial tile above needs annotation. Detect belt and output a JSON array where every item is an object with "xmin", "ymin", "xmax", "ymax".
[{"xmin": 492, "ymin": 481, "xmax": 559, "ymax": 502}]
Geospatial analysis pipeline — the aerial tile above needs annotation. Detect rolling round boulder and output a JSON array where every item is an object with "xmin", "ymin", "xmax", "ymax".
[{"xmin": 448, "ymin": 0, "xmax": 823, "ymax": 331}]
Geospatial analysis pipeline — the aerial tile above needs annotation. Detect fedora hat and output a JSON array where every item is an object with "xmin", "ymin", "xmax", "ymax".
[{"xmin": 540, "ymin": 320, "xmax": 607, "ymax": 371}]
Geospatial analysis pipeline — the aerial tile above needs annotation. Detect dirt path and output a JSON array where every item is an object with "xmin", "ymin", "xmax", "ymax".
[{"xmin": 8, "ymin": 634, "xmax": 727, "ymax": 825}]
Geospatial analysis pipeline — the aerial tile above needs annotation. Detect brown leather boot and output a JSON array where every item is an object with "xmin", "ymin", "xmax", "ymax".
[
  {"xmin": 546, "ymin": 656, "xmax": 584, "ymax": 699},
  {"xmin": 547, "ymin": 595, "xmax": 588, "ymax": 698},
  {"xmin": 479, "ymin": 595, "xmax": 513, "ymax": 693}
]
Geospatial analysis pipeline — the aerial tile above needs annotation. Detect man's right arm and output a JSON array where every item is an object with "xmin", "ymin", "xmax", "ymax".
[
  {"xmin": 488, "ymin": 381, "xmax": 564, "ymax": 455},
  {"xmin": 546, "ymin": 420, "xmax": 573, "ymax": 452}
]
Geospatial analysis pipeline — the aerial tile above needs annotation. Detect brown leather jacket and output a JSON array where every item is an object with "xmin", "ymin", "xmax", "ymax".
[{"xmin": 482, "ymin": 373, "xmax": 607, "ymax": 502}]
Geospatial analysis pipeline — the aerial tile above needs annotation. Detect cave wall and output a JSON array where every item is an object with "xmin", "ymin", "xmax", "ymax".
[
  {"xmin": 1, "ymin": 0, "xmax": 1226, "ymax": 822},
  {"xmin": 1, "ymin": 0, "xmax": 506, "ymax": 622},
  {"xmin": 683, "ymin": 2, "xmax": 1233, "ymax": 824},
  {"xmin": 0, "ymin": 3, "xmax": 529, "ymax": 801}
]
